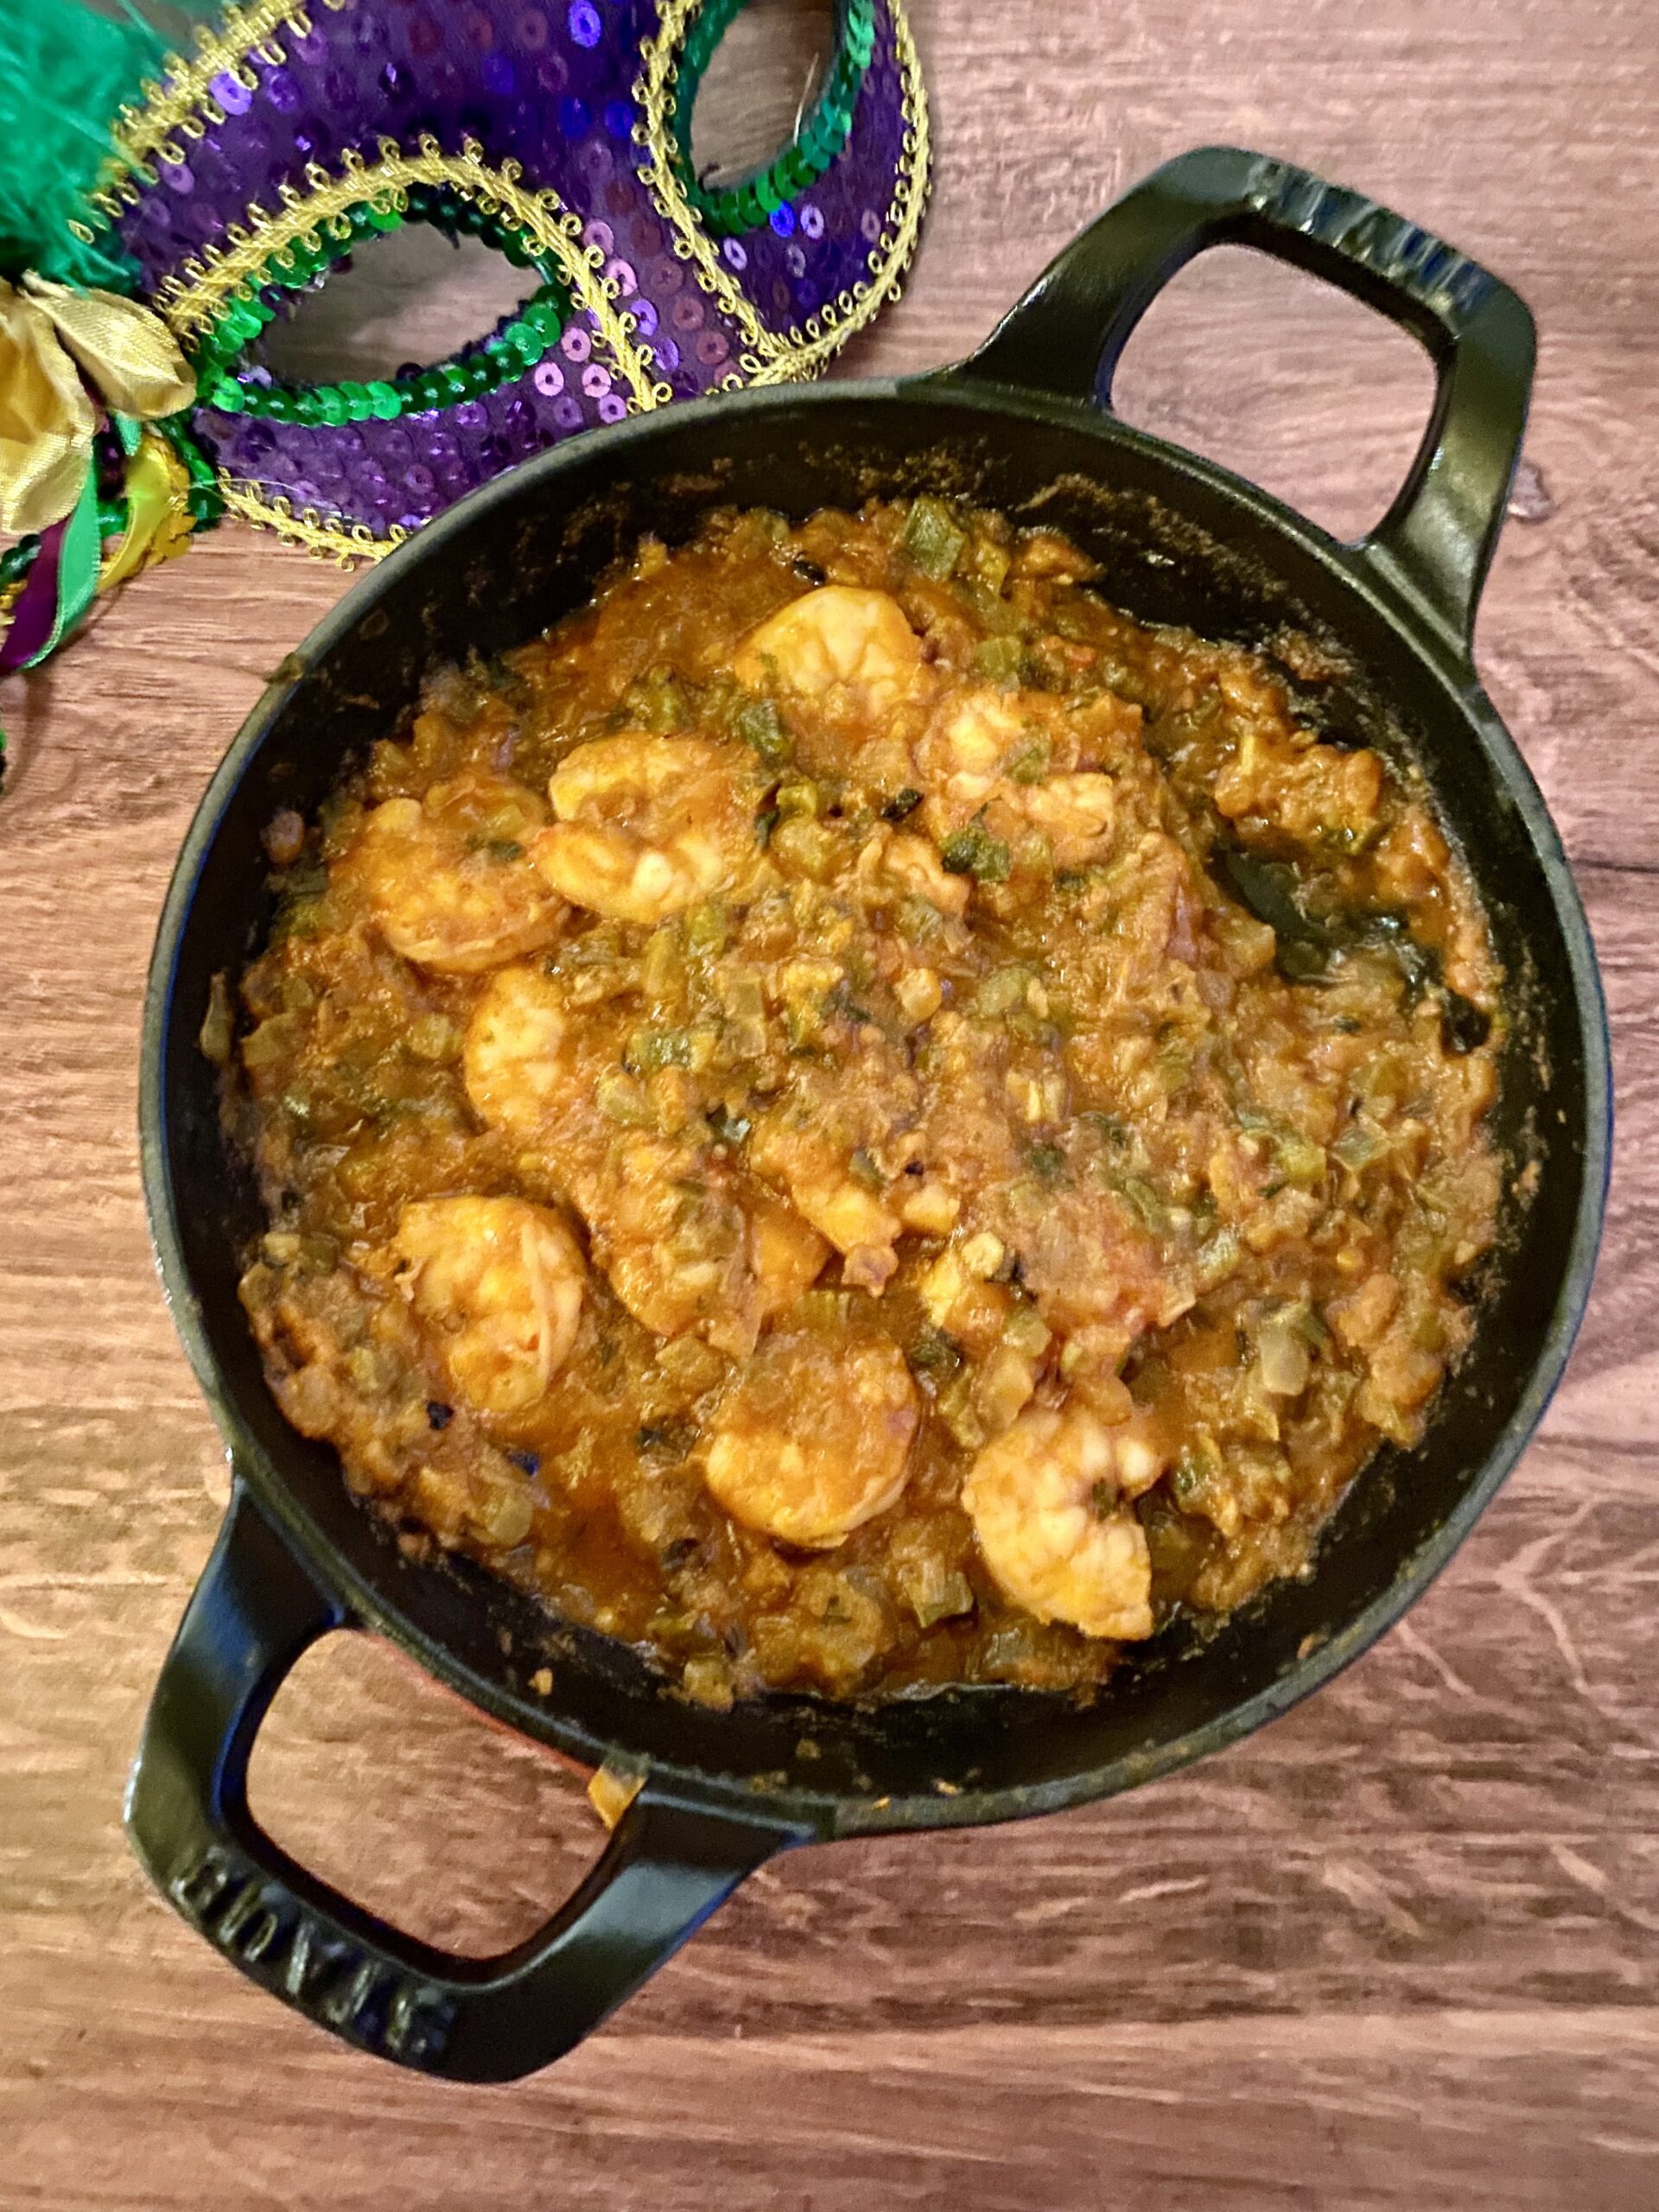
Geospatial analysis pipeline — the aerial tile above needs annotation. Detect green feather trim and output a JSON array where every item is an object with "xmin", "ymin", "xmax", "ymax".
[{"xmin": 0, "ymin": 2, "xmax": 224, "ymax": 289}]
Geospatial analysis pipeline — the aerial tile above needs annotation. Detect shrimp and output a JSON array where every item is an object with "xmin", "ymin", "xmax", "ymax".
[
  {"xmin": 463, "ymin": 963, "xmax": 592, "ymax": 1151},
  {"xmin": 599, "ymin": 1154, "xmax": 826, "ymax": 1355},
  {"xmin": 750, "ymin": 1189, "xmax": 834, "ymax": 1318},
  {"xmin": 750, "ymin": 1084, "xmax": 912, "ymax": 1290},
  {"xmin": 913, "ymin": 691, "xmax": 1116, "ymax": 867},
  {"xmin": 913, "ymin": 690, "xmax": 1020, "ymax": 824},
  {"xmin": 961, "ymin": 1403, "xmax": 1166, "ymax": 1640},
  {"xmin": 852, "ymin": 825, "xmax": 970, "ymax": 918},
  {"xmin": 531, "ymin": 734, "xmax": 760, "ymax": 925},
  {"xmin": 1001, "ymin": 774, "xmax": 1116, "ymax": 868},
  {"xmin": 734, "ymin": 586, "xmax": 929, "ymax": 720},
  {"xmin": 348, "ymin": 770, "xmax": 565, "ymax": 973},
  {"xmin": 702, "ymin": 1316, "xmax": 918, "ymax": 1547},
  {"xmin": 391, "ymin": 1194, "xmax": 585, "ymax": 1418},
  {"xmin": 464, "ymin": 967, "xmax": 829, "ymax": 1354}
]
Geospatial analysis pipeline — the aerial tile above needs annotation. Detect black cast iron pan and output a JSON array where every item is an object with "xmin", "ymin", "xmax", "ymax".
[{"xmin": 127, "ymin": 147, "xmax": 1611, "ymax": 2079}]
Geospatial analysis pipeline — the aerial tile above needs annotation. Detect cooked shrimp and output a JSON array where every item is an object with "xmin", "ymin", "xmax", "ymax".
[
  {"xmin": 702, "ymin": 1317, "xmax": 918, "ymax": 1546},
  {"xmin": 749, "ymin": 1190, "xmax": 833, "ymax": 1319},
  {"xmin": 349, "ymin": 771, "xmax": 565, "ymax": 973},
  {"xmin": 912, "ymin": 692, "xmax": 1115, "ymax": 865},
  {"xmin": 579, "ymin": 1131, "xmax": 762, "ymax": 1354},
  {"xmin": 962, "ymin": 1404, "xmax": 1166, "ymax": 1640},
  {"xmin": 392, "ymin": 1195, "xmax": 584, "ymax": 1418},
  {"xmin": 464, "ymin": 970, "xmax": 828, "ymax": 1353},
  {"xmin": 531, "ymin": 734, "xmax": 760, "ymax": 925},
  {"xmin": 463, "ymin": 963, "xmax": 590, "ymax": 1150},
  {"xmin": 855, "ymin": 826, "xmax": 970, "ymax": 918},
  {"xmin": 913, "ymin": 690, "xmax": 1021, "ymax": 824},
  {"xmin": 598, "ymin": 1159, "xmax": 827, "ymax": 1356},
  {"xmin": 734, "ymin": 586, "xmax": 928, "ymax": 719},
  {"xmin": 997, "ymin": 772, "xmax": 1116, "ymax": 868},
  {"xmin": 750, "ymin": 1105, "xmax": 905, "ymax": 1287}
]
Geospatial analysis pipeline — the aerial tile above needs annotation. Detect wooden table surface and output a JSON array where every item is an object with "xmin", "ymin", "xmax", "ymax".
[{"xmin": 4, "ymin": 1, "xmax": 1657, "ymax": 2203}]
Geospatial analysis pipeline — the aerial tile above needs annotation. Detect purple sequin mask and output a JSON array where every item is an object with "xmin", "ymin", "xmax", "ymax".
[{"xmin": 76, "ymin": 0, "xmax": 928, "ymax": 561}]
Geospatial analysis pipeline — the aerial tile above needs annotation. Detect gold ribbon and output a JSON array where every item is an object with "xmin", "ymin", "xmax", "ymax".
[
  {"xmin": 98, "ymin": 429, "xmax": 197, "ymax": 589},
  {"xmin": 0, "ymin": 274, "xmax": 195, "ymax": 537}
]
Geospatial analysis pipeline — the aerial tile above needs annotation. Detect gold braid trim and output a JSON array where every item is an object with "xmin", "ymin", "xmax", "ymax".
[
  {"xmin": 79, "ymin": 1, "xmax": 316, "ymax": 211},
  {"xmin": 217, "ymin": 478, "xmax": 405, "ymax": 565},
  {"xmin": 632, "ymin": 0, "xmax": 931, "ymax": 386}
]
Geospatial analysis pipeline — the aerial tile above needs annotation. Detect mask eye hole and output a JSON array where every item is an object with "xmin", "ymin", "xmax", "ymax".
[
  {"xmin": 256, "ymin": 226, "xmax": 535, "ymax": 386},
  {"xmin": 191, "ymin": 183, "xmax": 578, "ymax": 429},
  {"xmin": 671, "ymin": 0, "xmax": 874, "ymax": 238}
]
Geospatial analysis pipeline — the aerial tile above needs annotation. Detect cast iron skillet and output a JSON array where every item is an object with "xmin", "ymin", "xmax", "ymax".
[{"xmin": 127, "ymin": 147, "xmax": 1610, "ymax": 2080}]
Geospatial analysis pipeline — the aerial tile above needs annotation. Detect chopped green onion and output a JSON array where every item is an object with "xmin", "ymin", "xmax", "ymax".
[
  {"xmin": 940, "ymin": 824, "xmax": 1011, "ymax": 882},
  {"xmin": 735, "ymin": 696, "xmax": 791, "ymax": 764},
  {"xmin": 973, "ymin": 633, "xmax": 1025, "ymax": 685},
  {"xmin": 903, "ymin": 495, "xmax": 967, "ymax": 580}
]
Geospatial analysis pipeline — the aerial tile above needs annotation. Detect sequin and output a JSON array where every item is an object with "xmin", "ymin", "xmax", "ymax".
[
  {"xmin": 671, "ymin": 293, "xmax": 704, "ymax": 332},
  {"xmin": 653, "ymin": 335, "xmax": 682, "ymax": 372},
  {"xmin": 483, "ymin": 54, "xmax": 518, "ymax": 97},
  {"xmin": 264, "ymin": 68, "xmax": 302, "ymax": 114},
  {"xmin": 628, "ymin": 296, "xmax": 658, "ymax": 338},
  {"xmin": 581, "ymin": 363, "xmax": 612, "ymax": 398},
  {"xmin": 408, "ymin": 14, "xmax": 442, "ymax": 59},
  {"xmin": 583, "ymin": 218, "xmax": 615, "ymax": 255},
  {"xmin": 769, "ymin": 203, "xmax": 797, "ymax": 238},
  {"xmin": 463, "ymin": 7, "xmax": 495, "ymax": 51},
  {"xmin": 602, "ymin": 99, "xmax": 634, "ymax": 138},
  {"xmin": 785, "ymin": 243, "xmax": 806, "ymax": 278},
  {"xmin": 605, "ymin": 256, "xmax": 636, "ymax": 296},
  {"xmin": 160, "ymin": 159, "xmax": 194, "ymax": 195},
  {"xmin": 695, "ymin": 327, "xmax": 730, "ymax": 365},
  {"xmin": 559, "ymin": 325, "xmax": 592, "ymax": 363},
  {"xmin": 404, "ymin": 464, "xmax": 436, "ymax": 495},
  {"xmin": 721, "ymin": 238, "xmax": 747, "ymax": 271},
  {"xmin": 552, "ymin": 396, "xmax": 584, "ymax": 429},
  {"xmin": 515, "ymin": 8, "xmax": 550, "ymax": 51},
  {"xmin": 558, "ymin": 95, "xmax": 590, "ymax": 137},
  {"xmin": 861, "ymin": 207, "xmax": 882, "ymax": 244},
  {"xmin": 596, "ymin": 394, "xmax": 628, "ymax": 423},
  {"xmin": 210, "ymin": 71, "xmax": 252, "ymax": 117},
  {"xmin": 800, "ymin": 203, "xmax": 826, "ymax": 240},
  {"xmin": 568, "ymin": 1, "xmax": 602, "ymax": 48},
  {"xmin": 535, "ymin": 52, "xmax": 570, "ymax": 93},
  {"xmin": 532, "ymin": 359, "xmax": 566, "ymax": 397}
]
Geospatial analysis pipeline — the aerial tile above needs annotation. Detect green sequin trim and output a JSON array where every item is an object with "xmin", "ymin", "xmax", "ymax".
[
  {"xmin": 191, "ymin": 184, "xmax": 569, "ymax": 424},
  {"xmin": 671, "ymin": 0, "xmax": 875, "ymax": 237}
]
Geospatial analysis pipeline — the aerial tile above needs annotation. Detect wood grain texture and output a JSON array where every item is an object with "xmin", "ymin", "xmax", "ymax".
[{"xmin": 3, "ymin": 1, "xmax": 1658, "ymax": 2203}]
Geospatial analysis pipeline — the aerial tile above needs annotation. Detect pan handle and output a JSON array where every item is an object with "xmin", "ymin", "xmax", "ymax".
[
  {"xmin": 124, "ymin": 1481, "xmax": 803, "ymax": 2080},
  {"xmin": 950, "ymin": 145, "xmax": 1535, "ymax": 653}
]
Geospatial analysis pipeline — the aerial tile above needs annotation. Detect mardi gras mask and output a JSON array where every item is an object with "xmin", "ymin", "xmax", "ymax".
[{"xmin": 0, "ymin": 0, "xmax": 928, "ymax": 690}]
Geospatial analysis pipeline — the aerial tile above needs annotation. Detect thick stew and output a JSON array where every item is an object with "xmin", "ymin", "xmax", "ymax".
[{"xmin": 221, "ymin": 497, "xmax": 1503, "ymax": 1703}]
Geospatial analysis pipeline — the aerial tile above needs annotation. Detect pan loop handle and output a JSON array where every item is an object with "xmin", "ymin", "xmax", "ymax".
[
  {"xmin": 950, "ymin": 145, "xmax": 1535, "ymax": 656},
  {"xmin": 124, "ymin": 1481, "xmax": 804, "ymax": 2079}
]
